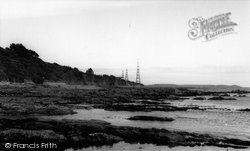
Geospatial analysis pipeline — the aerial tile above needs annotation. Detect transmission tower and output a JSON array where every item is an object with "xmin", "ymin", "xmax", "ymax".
[
  {"xmin": 125, "ymin": 69, "xmax": 128, "ymax": 81},
  {"xmin": 122, "ymin": 70, "xmax": 124, "ymax": 79},
  {"xmin": 136, "ymin": 59, "xmax": 141, "ymax": 83}
]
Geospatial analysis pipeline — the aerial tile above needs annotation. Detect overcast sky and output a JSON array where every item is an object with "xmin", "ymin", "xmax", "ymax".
[{"xmin": 0, "ymin": 0, "xmax": 250, "ymax": 86}]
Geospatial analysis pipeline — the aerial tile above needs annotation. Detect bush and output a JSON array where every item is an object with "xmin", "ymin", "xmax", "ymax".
[
  {"xmin": 31, "ymin": 75, "xmax": 44, "ymax": 84},
  {"xmin": 86, "ymin": 68, "xmax": 94, "ymax": 75}
]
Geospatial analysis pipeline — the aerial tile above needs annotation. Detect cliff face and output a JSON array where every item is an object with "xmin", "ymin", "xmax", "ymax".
[{"xmin": 0, "ymin": 44, "xmax": 143, "ymax": 87}]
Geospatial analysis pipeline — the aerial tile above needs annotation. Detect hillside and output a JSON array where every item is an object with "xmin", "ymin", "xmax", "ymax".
[{"xmin": 0, "ymin": 43, "xmax": 142, "ymax": 86}]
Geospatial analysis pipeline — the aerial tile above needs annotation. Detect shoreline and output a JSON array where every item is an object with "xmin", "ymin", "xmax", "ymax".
[
  {"xmin": 1, "ymin": 117, "xmax": 250, "ymax": 151},
  {"xmin": 0, "ymin": 84, "xmax": 250, "ymax": 150}
]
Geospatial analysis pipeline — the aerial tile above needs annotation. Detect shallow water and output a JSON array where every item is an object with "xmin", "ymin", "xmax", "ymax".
[
  {"xmin": 40, "ymin": 95, "xmax": 250, "ymax": 150},
  {"xmin": 167, "ymin": 93, "xmax": 250, "ymax": 110},
  {"xmin": 65, "ymin": 141, "xmax": 249, "ymax": 151},
  {"xmin": 41, "ymin": 109, "xmax": 250, "ymax": 141}
]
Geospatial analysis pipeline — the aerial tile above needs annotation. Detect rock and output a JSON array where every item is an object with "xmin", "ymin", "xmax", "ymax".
[
  {"xmin": 21, "ymin": 122, "xmax": 55, "ymax": 130},
  {"xmin": 224, "ymin": 97, "xmax": 237, "ymax": 100},
  {"xmin": 165, "ymin": 95, "xmax": 181, "ymax": 100},
  {"xmin": 103, "ymin": 104, "xmax": 187, "ymax": 112},
  {"xmin": 0, "ymin": 129, "xmax": 67, "ymax": 143},
  {"xmin": 208, "ymin": 96, "xmax": 236, "ymax": 100},
  {"xmin": 87, "ymin": 133, "xmax": 123, "ymax": 145},
  {"xmin": 45, "ymin": 105, "xmax": 76, "ymax": 115},
  {"xmin": 237, "ymin": 108, "xmax": 250, "ymax": 112},
  {"xmin": 71, "ymin": 135, "xmax": 85, "ymax": 143},
  {"xmin": 208, "ymin": 96, "xmax": 225, "ymax": 100},
  {"xmin": 238, "ymin": 94, "xmax": 246, "ymax": 97},
  {"xmin": 193, "ymin": 97, "xmax": 206, "ymax": 100},
  {"xmin": 0, "ymin": 99, "xmax": 76, "ymax": 115}
]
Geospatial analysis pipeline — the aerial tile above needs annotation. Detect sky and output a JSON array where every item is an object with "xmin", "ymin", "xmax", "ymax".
[{"xmin": 0, "ymin": 0, "xmax": 250, "ymax": 86}]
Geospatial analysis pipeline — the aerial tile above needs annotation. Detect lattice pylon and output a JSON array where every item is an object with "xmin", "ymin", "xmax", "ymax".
[
  {"xmin": 125, "ymin": 69, "xmax": 128, "ymax": 81},
  {"xmin": 136, "ymin": 59, "xmax": 141, "ymax": 83},
  {"xmin": 122, "ymin": 70, "xmax": 124, "ymax": 79}
]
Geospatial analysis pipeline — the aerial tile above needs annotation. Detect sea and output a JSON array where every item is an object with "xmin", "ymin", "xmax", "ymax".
[{"xmin": 41, "ymin": 93, "xmax": 250, "ymax": 151}]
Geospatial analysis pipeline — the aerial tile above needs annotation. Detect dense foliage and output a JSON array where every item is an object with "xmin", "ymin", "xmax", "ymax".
[
  {"xmin": 0, "ymin": 43, "xmax": 142, "ymax": 86},
  {"xmin": 31, "ymin": 75, "xmax": 45, "ymax": 84}
]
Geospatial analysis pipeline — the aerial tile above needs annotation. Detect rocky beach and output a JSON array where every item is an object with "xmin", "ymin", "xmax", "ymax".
[{"xmin": 0, "ymin": 84, "xmax": 250, "ymax": 151}]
